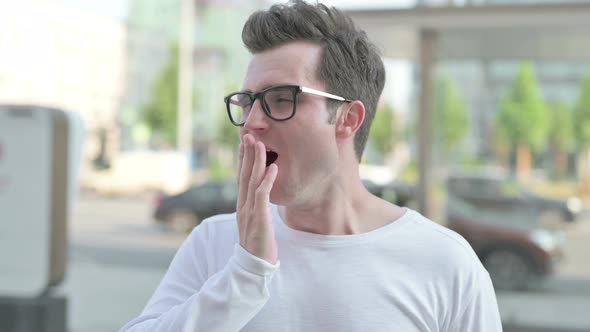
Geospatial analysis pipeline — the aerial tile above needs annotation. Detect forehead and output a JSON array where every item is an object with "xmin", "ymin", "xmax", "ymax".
[{"xmin": 242, "ymin": 41, "xmax": 324, "ymax": 91}]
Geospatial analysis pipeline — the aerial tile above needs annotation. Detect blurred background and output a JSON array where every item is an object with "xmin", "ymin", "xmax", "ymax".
[{"xmin": 1, "ymin": 0, "xmax": 590, "ymax": 331}]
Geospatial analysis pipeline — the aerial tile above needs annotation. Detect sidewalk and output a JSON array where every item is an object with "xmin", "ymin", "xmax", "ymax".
[
  {"xmin": 57, "ymin": 259, "xmax": 165, "ymax": 332},
  {"xmin": 498, "ymin": 290, "xmax": 590, "ymax": 331}
]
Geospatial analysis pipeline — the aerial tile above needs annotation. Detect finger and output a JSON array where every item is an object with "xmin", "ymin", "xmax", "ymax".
[
  {"xmin": 248, "ymin": 141, "xmax": 266, "ymax": 199},
  {"xmin": 236, "ymin": 142, "xmax": 245, "ymax": 207},
  {"xmin": 238, "ymin": 139, "xmax": 245, "ymax": 171},
  {"xmin": 237, "ymin": 142, "xmax": 244, "ymax": 186},
  {"xmin": 254, "ymin": 163, "xmax": 278, "ymax": 212},
  {"xmin": 237, "ymin": 135, "xmax": 254, "ymax": 209}
]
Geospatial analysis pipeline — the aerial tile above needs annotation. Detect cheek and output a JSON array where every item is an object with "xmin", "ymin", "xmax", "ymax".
[
  {"xmin": 294, "ymin": 134, "xmax": 338, "ymax": 169},
  {"xmin": 281, "ymin": 120, "xmax": 337, "ymax": 164}
]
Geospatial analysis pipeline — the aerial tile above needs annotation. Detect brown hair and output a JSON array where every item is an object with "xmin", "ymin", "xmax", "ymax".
[{"xmin": 242, "ymin": 0, "xmax": 385, "ymax": 160}]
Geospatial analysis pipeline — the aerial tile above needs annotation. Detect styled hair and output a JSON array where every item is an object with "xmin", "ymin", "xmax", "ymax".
[{"xmin": 242, "ymin": 0, "xmax": 385, "ymax": 160}]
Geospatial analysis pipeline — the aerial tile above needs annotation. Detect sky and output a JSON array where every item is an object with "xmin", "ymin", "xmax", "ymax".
[
  {"xmin": 49, "ymin": 0, "xmax": 417, "ymax": 21},
  {"xmin": 54, "ymin": 0, "xmax": 132, "ymax": 21},
  {"xmin": 311, "ymin": 0, "xmax": 415, "ymax": 9}
]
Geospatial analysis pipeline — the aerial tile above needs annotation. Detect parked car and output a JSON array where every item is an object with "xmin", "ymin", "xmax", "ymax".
[
  {"xmin": 362, "ymin": 179, "xmax": 417, "ymax": 207},
  {"xmin": 372, "ymin": 175, "xmax": 566, "ymax": 291},
  {"xmin": 447, "ymin": 173, "xmax": 581, "ymax": 224},
  {"xmin": 446, "ymin": 195, "xmax": 564, "ymax": 291},
  {"xmin": 154, "ymin": 181, "xmax": 237, "ymax": 232}
]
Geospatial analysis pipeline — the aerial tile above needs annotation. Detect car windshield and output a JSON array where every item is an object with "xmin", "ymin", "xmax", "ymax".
[
  {"xmin": 447, "ymin": 194, "xmax": 538, "ymax": 230},
  {"xmin": 497, "ymin": 180, "xmax": 527, "ymax": 198},
  {"xmin": 449, "ymin": 176, "xmax": 528, "ymax": 199}
]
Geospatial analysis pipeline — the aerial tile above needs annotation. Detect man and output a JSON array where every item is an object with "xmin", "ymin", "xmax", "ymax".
[{"xmin": 120, "ymin": 1, "xmax": 502, "ymax": 331}]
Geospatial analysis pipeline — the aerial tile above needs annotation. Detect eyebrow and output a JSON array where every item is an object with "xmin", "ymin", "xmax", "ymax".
[{"xmin": 242, "ymin": 83, "xmax": 295, "ymax": 93}]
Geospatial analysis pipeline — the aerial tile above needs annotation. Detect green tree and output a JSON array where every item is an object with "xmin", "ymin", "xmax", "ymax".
[
  {"xmin": 218, "ymin": 108, "xmax": 241, "ymax": 150},
  {"xmin": 492, "ymin": 122, "xmax": 512, "ymax": 170},
  {"xmin": 434, "ymin": 77, "xmax": 468, "ymax": 154},
  {"xmin": 216, "ymin": 83, "xmax": 242, "ymax": 178},
  {"xmin": 141, "ymin": 43, "xmax": 180, "ymax": 146},
  {"xmin": 369, "ymin": 103, "xmax": 398, "ymax": 159},
  {"xmin": 496, "ymin": 62, "xmax": 549, "ymax": 182},
  {"xmin": 548, "ymin": 102, "xmax": 573, "ymax": 178},
  {"xmin": 208, "ymin": 158, "xmax": 229, "ymax": 181},
  {"xmin": 573, "ymin": 66, "xmax": 590, "ymax": 193}
]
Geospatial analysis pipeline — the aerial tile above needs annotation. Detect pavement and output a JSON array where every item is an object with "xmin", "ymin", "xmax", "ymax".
[{"xmin": 56, "ymin": 259, "xmax": 165, "ymax": 332}]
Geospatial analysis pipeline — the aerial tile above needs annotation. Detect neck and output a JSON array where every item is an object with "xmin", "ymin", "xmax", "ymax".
[
  {"xmin": 277, "ymin": 171, "xmax": 404, "ymax": 236},
  {"xmin": 278, "ymin": 177, "xmax": 364, "ymax": 235}
]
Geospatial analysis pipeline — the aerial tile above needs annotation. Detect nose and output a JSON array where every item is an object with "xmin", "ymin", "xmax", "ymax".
[{"xmin": 243, "ymin": 98, "xmax": 270, "ymax": 133}]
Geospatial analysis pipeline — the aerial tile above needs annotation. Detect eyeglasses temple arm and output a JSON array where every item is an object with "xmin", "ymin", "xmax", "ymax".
[{"xmin": 300, "ymin": 86, "xmax": 351, "ymax": 102}]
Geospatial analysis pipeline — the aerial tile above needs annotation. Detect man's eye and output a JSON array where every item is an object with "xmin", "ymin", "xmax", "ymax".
[{"xmin": 237, "ymin": 100, "xmax": 252, "ymax": 109}]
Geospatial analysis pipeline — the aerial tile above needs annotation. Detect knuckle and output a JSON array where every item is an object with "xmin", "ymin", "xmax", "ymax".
[
  {"xmin": 249, "ymin": 176, "xmax": 260, "ymax": 189},
  {"xmin": 250, "ymin": 179, "xmax": 258, "ymax": 190},
  {"xmin": 255, "ymin": 186, "xmax": 268, "ymax": 198}
]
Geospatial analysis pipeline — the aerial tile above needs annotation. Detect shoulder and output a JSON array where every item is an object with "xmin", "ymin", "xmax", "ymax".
[
  {"xmin": 397, "ymin": 210, "xmax": 488, "ymax": 286},
  {"xmin": 403, "ymin": 209, "xmax": 480, "ymax": 263},
  {"xmin": 400, "ymin": 210, "xmax": 496, "ymax": 313}
]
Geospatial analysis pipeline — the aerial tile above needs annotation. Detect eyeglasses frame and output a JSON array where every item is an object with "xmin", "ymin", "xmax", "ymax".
[{"xmin": 223, "ymin": 84, "xmax": 352, "ymax": 126}]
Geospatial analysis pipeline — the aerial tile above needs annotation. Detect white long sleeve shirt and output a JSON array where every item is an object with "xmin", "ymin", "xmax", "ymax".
[{"xmin": 120, "ymin": 206, "xmax": 503, "ymax": 332}]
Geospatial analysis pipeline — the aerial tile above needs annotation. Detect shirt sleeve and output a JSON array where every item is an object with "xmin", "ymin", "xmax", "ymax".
[
  {"xmin": 449, "ymin": 268, "xmax": 503, "ymax": 332},
  {"xmin": 119, "ymin": 221, "xmax": 280, "ymax": 332}
]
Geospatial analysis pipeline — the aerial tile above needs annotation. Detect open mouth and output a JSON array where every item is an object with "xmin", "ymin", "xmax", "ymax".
[{"xmin": 266, "ymin": 150, "xmax": 278, "ymax": 167}]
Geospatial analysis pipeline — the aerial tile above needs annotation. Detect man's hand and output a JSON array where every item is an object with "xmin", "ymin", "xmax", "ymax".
[{"xmin": 236, "ymin": 134, "xmax": 279, "ymax": 264}]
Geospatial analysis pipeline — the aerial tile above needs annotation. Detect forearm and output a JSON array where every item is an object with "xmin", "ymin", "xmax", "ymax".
[{"xmin": 120, "ymin": 245, "xmax": 278, "ymax": 332}]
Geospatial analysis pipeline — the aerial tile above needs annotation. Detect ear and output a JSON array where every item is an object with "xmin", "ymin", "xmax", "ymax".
[{"xmin": 336, "ymin": 100, "xmax": 365, "ymax": 139}]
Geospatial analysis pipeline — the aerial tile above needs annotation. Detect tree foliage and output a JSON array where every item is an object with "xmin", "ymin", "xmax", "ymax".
[
  {"xmin": 548, "ymin": 102, "xmax": 574, "ymax": 152},
  {"xmin": 496, "ymin": 62, "xmax": 549, "ymax": 151},
  {"xmin": 573, "ymin": 66, "xmax": 590, "ymax": 151},
  {"xmin": 572, "ymin": 66, "xmax": 590, "ymax": 191},
  {"xmin": 369, "ymin": 103, "xmax": 398, "ymax": 157},
  {"xmin": 218, "ymin": 112, "xmax": 241, "ymax": 149},
  {"xmin": 548, "ymin": 102, "xmax": 574, "ymax": 178},
  {"xmin": 218, "ymin": 82, "xmax": 241, "ymax": 150},
  {"xmin": 434, "ymin": 77, "xmax": 468, "ymax": 153},
  {"xmin": 141, "ymin": 43, "xmax": 180, "ymax": 146}
]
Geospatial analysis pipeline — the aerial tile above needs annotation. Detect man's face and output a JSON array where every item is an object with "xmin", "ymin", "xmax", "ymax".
[{"xmin": 240, "ymin": 41, "xmax": 341, "ymax": 205}]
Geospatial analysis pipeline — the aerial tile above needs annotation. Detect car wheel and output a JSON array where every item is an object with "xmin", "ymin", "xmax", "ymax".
[
  {"xmin": 166, "ymin": 209, "xmax": 200, "ymax": 233},
  {"xmin": 482, "ymin": 249, "xmax": 537, "ymax": 291}
]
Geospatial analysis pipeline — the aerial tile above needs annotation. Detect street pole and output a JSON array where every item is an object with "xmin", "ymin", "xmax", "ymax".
[
  {"xmin": 418, "ymin": 28, "xmax": 437, "ymax": 218},
  {"xmin": 177, "ymin": 0, "xmax": 195, "ymax": 162}
]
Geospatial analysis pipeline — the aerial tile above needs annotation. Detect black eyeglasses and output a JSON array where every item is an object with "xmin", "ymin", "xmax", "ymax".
[{"xmin": 223, "ymin": 85, "xmax": 352, "ymax": 126}]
